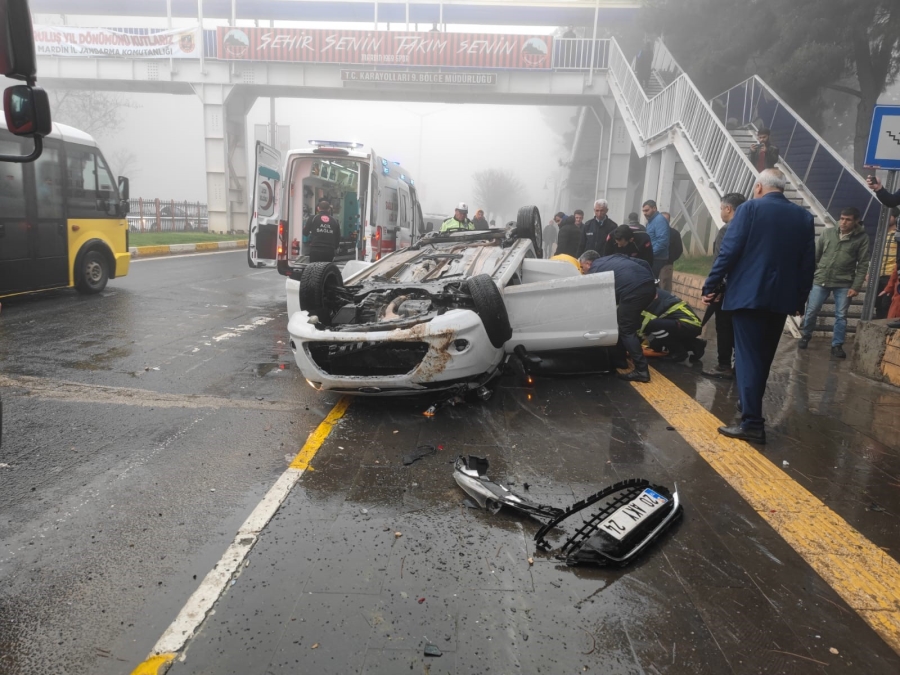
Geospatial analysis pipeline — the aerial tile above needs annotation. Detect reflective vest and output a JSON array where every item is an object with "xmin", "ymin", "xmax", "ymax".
[
  {"xmin": 639, "ymin": 300, "xmax": 701, "ymax": 336},
  {"xmin": 441, "ymin": 216, "xmax": 474, "ymax": 232}
]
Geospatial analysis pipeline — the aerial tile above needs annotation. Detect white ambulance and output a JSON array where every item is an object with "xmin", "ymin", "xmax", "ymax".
[{"xmin": 247, "ymin": 140, "xmax": 424, "ymax": 269}]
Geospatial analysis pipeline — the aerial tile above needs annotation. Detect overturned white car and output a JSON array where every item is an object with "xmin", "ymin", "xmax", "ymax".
[{"xmin": 279, "ymin": 207, "xmax": 619, "ymax": 395}]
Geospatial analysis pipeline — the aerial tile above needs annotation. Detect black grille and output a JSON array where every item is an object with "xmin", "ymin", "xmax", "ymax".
[{"xmin": 306, "ymin": 341, "xmax": 429, "ymax": 376}]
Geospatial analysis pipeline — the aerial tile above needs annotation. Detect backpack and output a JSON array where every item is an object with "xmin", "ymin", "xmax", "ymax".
[{"xmin": 668, "ymin": 227, "xmax": 684, "ymax": 263}]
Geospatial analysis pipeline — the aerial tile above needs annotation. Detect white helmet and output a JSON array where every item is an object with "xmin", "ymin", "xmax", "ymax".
[{"xmin": 456, "ymin": 202, "xmax": 469, "ymax": 212}]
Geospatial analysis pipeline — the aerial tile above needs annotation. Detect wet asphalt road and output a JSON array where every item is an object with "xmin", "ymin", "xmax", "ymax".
[
  {"xmin": 2, "ymin": 251, "xmax": 900, "ymax": 674},
  {"xmin": 0, "ymin": 251, "xmax": 339, "ymax": 674}
]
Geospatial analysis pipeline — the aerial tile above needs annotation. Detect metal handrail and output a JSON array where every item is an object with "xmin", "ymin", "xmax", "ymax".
[
  {"xmin": 710, "ymin": 75, "xmax": 879, "ymax": 225},
  {"xmin": 551, "ymin": 38, "xmax": 609, "ymax": 70},
  {"xmin": 649, "ymin": 38, "xmax": 684, "ymax": 87},
  {"xmin": 607, "ymin": 38, "xmax": 758, "ymax": 199}
]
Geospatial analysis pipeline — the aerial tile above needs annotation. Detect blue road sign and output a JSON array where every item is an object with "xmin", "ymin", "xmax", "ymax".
[{"xmin": 865, "ymin": 105, "xmax": 900, "ymax": 170}]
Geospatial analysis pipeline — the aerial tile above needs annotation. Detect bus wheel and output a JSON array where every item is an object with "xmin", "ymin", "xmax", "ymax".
[{"xmin": 76, "ymin": 250, "xmax": 109, "ymax": 294}]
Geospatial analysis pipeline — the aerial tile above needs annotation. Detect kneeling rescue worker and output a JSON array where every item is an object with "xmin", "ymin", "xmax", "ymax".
[
  {"xmin": 304, "ymin": 199, "xmax": 341, "ymax": 263},
  {"xmin": 441, "ymin": 202, "xmax": 474, "ymax": 232},
  {"xmin": 639, "ymin": 289, "xmax": 706, "ymax": 362},
  {"xmin": 579, "ymin": 250, "xmax": 656, "ymax": 383}
]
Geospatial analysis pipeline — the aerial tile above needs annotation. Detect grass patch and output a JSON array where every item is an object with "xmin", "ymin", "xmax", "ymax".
[
  {"xmin": 130, "ymin": 232, "xmax": 244, "ymax": 247},
  {"xmin": 674, "ymin": 255, "xmax": 715, "ymax": 277}
]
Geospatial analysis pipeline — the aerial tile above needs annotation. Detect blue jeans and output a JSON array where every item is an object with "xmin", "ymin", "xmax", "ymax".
[{"xmin": 801, "ymin": 285, "xmax": 851, "ymax": 346}]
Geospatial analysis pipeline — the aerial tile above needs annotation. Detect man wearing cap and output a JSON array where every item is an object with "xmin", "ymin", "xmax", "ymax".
[
  {"xmin": 304, "ymin": 199, "xmax": 341, "ymax": 263},
  {"xmin": 441, "ymin": 203, "xmax": 475, "ymax": 232}
]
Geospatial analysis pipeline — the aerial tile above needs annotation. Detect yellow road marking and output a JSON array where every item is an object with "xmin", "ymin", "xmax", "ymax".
[
  {"xmin": 194, "ymin": 242, "xmax": 221, "ymax": 251},
  {"xmin": 130, "ymin": 654, "xmax": 175, "ymax": 675},
  {"xmin": 290, "ymin": 397, "xmax": 353, "ymax": 470},
  {"xmin": 130, "ymin": 397, "xmax": 352, "ymax": 673},
  {"xmin": 630, "ymin": 367, "xmax": 900, "ymax": 655}
]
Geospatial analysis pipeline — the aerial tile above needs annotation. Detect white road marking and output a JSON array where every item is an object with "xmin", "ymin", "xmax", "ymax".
[{"xmin": 131, "ymin": 249, "xmax": 245, "ymax": 262}]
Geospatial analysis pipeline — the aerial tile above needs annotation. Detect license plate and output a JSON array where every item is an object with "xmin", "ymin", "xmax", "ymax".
[{"xmin": 598, "ymin": 488, "xmax": 668, "ymax": 541}]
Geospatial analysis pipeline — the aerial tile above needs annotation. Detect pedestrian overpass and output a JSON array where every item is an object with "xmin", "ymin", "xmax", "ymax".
[{"xmin": 31, "ymin": 4, "xmax": 877, "ymax": 257}]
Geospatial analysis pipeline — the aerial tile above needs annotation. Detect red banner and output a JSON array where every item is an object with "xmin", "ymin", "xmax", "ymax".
[{"xmin": 217, "ymin": 27, "xmax": 553, "ymax": 70}]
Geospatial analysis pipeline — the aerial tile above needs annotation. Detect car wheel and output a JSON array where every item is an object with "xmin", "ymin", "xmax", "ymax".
[
  {"xmin": 300, "ymin": 262, "xmax": 343, "ymax": 325},
  {"xmin": 467, "ymin": 274, "xmax": 513, "ymax": 348},
  {"xmin": 75, "ymin": 250, "xmax": 109, "ymax": 294},
  {"xmin": 516, "ymin": 205, "xmax": 542, "ymax": 258}
]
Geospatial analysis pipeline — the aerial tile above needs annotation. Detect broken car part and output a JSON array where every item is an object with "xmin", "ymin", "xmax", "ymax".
[
  {"xmin": 453, "ymin": 456, "xmax": 564, "ymax": 521},
  {"xmin": 402, "ymin": 444, "xmax": 436, "ymax": 466},
  {"xmin": 534, "ymin": 478, "xmax": 681, "ymax": 567}
]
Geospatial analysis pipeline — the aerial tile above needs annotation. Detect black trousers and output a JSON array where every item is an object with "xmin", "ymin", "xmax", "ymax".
[
  {"xmin": 644, "ymin": 318, "xmax": 701, "ymax": 355},
  {"xmin": 617, "ymin": 281, "xmax": 658, "ymax": 370},
  {"xmin": 309, "ymin": 246, "xmax": 335, "ymax": 263},
  {"xmin": 715, "ymin": 308, "xmax": 735, "ymax": 367},
  {"xmin": 732, "ymin": 309, "xmax": 786, "ymax": 430},
  {"xmin": 875, "ymin": 275, "xmax": 891, "ymax": 320},
  {"xmin": 651, "ymin": 257, "xmax": 668, "ymax": 279}
]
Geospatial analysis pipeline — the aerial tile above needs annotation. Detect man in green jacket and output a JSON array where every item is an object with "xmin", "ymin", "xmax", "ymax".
[{"xmin": 799, "ymin": 207, "xmax": 870, "ymax": 358}]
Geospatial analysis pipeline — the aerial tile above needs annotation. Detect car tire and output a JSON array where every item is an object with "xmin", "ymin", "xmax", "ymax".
[
  {"xmin": 515, "ymin": 205, "xmax": 543, "ymax": 258},
  {"xmin": 75, "ymin": 250, "xmax": 109, "ymax": 294},
  {"xmin": 299, "ymin": 262, "xmax": 343, "ymax": 325},
  {"xmin": 467, "ymin": 274, "xmax": 513, "ymax": 348}
]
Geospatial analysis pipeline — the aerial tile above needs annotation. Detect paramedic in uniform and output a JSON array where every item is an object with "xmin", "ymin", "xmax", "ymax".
[{"xmin": 304, "ymin": 200, "xmax": 341, "ymax": 262}]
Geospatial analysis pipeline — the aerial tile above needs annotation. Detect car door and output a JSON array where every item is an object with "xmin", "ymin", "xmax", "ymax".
[
  {"xmin": 247, "ymin": 141, "xmax": 282, "ymax": 268},
  {"xmin": 502, "ymin": 271, "xmax": 619, "ymax": 353}
]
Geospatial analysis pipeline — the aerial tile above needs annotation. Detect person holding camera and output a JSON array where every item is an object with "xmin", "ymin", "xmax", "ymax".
[{"xmin": 749, "ymin": 128, "xmax": 779, "ymax": 172}]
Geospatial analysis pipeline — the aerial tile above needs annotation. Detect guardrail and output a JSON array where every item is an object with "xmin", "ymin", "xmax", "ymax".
[
  {"xmin": 710, "ymin": 76, "xmax": 879, "ymax": 225},
  {"xmin": 552, "ymin": 38, "xmax": 609, "ymax": 70},
  {"xmin": 608, "ymin": 38, "xmax": 758, "ymax": 199},
  {"xmin": 127, "ymin": 198, "xmax": 209, "ymax": 233},
  {"xmin": 649, "ymin": 38, "xmax": 684, "ymax": 88}
]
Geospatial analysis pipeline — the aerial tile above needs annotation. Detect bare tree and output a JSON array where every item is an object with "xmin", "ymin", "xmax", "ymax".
[
  {"xmin": 48, "ymin": 90, "xmax": 138, "ymax": 139},
  {"xmin": 472, "ymin": 168, "xmax": 525, "ymax": 222},
  {"xmin": 107, "ymin": 148, "xmax": 139, "ymax": 179}
]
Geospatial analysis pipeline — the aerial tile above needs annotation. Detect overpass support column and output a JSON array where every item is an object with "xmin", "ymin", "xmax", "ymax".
[
  {"xmin": 642, "ymin": 145, "xmax": 677, "ymax": 212},
  {"xmin": 192, "ymin": 84, "xmax": 257, "ymax": 233},
  {"xmin": 604, "ymin": 107, "xmax": 635, "ymax": 222}
]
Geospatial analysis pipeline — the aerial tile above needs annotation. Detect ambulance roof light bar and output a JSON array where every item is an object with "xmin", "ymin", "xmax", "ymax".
[{"xmin": 309, "ymin": 140, "xmax": 364, "ymax": 149}]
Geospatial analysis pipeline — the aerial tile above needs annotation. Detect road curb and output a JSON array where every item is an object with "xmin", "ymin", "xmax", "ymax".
[{"xmin": 130, "ymin": 240, "xmax": 247, "ymax": 258}]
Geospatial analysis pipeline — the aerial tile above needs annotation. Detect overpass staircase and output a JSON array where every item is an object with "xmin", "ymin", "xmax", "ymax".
[{"xmin": 606, "ymin": 38, "xmax": 881, "ymax": 338}]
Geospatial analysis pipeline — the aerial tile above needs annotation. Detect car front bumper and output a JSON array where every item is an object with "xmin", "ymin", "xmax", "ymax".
[{"xmin": 287, "ymin": 307, "xmax": 505, "ymax": 395}]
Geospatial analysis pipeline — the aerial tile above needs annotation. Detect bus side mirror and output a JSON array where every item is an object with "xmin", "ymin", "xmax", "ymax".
[
  {"xmin": 0, "ymin": 0, "xmax": 38, "ymax": 81},
  {"xmin": 118, "ymin": 176, "xmax": 130, "ymax": 201},
  {"xmin": 4, "ymin": 85, "xmax": 51, "ymax": 137}
]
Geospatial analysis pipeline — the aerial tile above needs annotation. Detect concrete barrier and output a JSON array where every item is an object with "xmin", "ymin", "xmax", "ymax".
[
  {"xmin": 850, "ymin": 320, "xmax": 900, "ymax": 386},
  {"xmin": 130, "ymin": 240, "xmax": 247, "ymax": 258}
]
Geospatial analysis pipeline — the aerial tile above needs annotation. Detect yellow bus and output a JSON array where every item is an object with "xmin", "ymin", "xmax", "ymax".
[{"xmin": 0, "ymin": 120, "xmax": 131, "ymax": 298}]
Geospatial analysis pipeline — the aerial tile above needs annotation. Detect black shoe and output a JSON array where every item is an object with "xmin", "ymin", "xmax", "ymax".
[
  {"xmin": 665, "ymin": 351, "xmax": 689, "ymax": 363},
  {"xmin": 618, "ymin": 368, "xmax": 650, "ymax": 383},
  {"xmin": 831, "ymin": 344, "xmax": 846, "ymax": 359},
  {"xmin": 718, "ymin": 425, "xmax": 766, "ymax": 444},
  {"xmin": 798, "ymin": 336, "xmax": 810, "ymax": 349},
  {"xmin": 691, "ymin": 339, "xmax": 707, "ymax": 361},
  {"xmin": 703, "ymin": 364, "xmax": 734, "ymax": 380}
]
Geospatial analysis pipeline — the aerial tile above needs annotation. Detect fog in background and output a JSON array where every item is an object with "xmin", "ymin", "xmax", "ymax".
[{"xmin": 91, "ymin": 93, "xmax": 574, "ymax": 221}]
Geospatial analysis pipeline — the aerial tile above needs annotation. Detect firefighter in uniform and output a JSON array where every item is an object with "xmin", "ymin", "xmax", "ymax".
[
  {"xmin": 304, "ymin": 200, "xmax": 341, "ymax": 263},
  {"xmin": 639, "ymin": 288, "xmax": 706, "ymax": 363}
]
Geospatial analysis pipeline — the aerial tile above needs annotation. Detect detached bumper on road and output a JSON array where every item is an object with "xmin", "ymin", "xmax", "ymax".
[{"xmin": 287, "ymin": 308, "xmax": 504, "ymax": 394}]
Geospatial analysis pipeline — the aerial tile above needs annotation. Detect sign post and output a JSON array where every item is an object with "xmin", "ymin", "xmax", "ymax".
[{"xmin": 862, "ymin": 106, "xmax": 900, "ymax": 321}]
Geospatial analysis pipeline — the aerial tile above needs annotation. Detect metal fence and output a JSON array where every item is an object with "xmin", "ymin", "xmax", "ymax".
[
  {"xmin": 552, "ymin": 38, "xmax": 609, "ymax": 71},
  {"xmin": 608, "ymin": 38, "xmax": 757, "ymax": 199},
  {"xmin": 711, "ymin": 76, "xmax": 879, "ymax": 227},
  {"xmin": 127, "ymin": 198, "xmax": 209, "ymax": 233}
]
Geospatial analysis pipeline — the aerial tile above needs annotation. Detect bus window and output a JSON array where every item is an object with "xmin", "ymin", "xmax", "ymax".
[
  {"xmin": 0, "ymin": 136, "xmax": 26, "ymax": 221},
  {"xmin": 66, "ymin": 144, "xmax": 119, "ymax": 218},
  {"xmin": 35, "ymin": 145, "xmax": 64, "ymax": 219}
]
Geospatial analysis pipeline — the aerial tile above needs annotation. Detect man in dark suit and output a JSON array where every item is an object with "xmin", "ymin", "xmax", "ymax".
[{"xmin": 702, "ymin": 169, "xmax": 815, "ymax": 444}]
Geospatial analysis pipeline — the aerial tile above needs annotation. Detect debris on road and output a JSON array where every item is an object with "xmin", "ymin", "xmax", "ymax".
[
  {"xmin": 453, "ymin": 455, "xmax": 563, "ymax": 521},
  {"xmin": 394, "ymin": 531, "xmax": 403, "ymax": 538},
  {"xmin": 403, "ymin": 444, "xmax": 436, "ymax": 466},
  {"xmin": 830, "ymin": 647, "xmax": 839, "ymax": 655},
  {"xmin": 424, "ymin": 644, "xmax": 442, "ymax": 657},
  {"xmin": 534, "ymin": 478, "xmax": 682, "ymax": 567}
]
